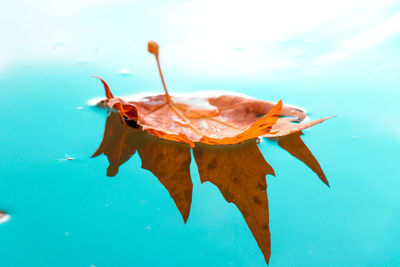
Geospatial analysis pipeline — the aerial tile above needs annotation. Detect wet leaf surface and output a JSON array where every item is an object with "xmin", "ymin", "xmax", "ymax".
[{"xmin": 93, "ymin": 41, "xmax": 332, "ymax": 147}]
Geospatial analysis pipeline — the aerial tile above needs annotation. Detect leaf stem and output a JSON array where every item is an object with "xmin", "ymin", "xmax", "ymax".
[
  {"xmin": 155, "ymin": 55, "xmax": 172, "ymax": 101},
  {"xmin": 148, "ymin": 41, "xmax": 172, "ymax": 102},
  {"xmin": 147, "ymin": 40, "xmax": 208, "ymax": 137}
]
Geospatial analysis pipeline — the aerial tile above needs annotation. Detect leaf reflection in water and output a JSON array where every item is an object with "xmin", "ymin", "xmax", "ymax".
[
  {"xmin": 92, "ymin": 112, "xmax": 193, "ymax": 222},
  {"xmin": 92, "ymin": 112, "xmax": 329, "ymax": 264},
  {"xmin": 193, "ymin": 141, "xmax": 274, "ymax": 263}
]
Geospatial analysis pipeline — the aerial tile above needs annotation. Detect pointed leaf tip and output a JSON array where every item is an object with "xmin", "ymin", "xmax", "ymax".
[
  {"xmin": 277, "ymin": 131, "xmax": 330, "ymax": 187},
  {"xmin": 92, "ymin": 75, "xmax": 114, "ymax": 99}
]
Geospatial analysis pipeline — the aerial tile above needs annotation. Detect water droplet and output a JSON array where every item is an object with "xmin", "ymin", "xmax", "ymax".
[
  {"xmin": 172, "ymin": 96, "xmax": 219, "ymax": 118},
  {"xmin": 0, "ymin": 211, "xmax": 10, "ymax": 224},
  {"xmin": 64, "ymin": 232, "xmax": 70, "ymax": 237},
  {"xmin": 172, "ymin": 117, "xmax": 189, "ymax": 126},
  {"xmin": 199, "ymin": 121, "xmax": 208, "ymax": 129},
  {"xmin": 59, "ymin": 154, "xmax": 75, "ymax": 162},
  {"xmin": 76, "ymin": 106, "xmax": 83, "ymax": 110}
]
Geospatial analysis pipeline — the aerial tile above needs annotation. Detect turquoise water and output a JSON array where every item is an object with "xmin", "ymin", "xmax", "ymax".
[{"xmin": 2, "ymin": 1, "xmax": 400, "ymax": 266}]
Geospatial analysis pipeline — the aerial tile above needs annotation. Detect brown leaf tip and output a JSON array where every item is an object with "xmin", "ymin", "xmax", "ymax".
[{"xmin": 147, "ymin": 41, "xmax": 159, "ymax": 56}]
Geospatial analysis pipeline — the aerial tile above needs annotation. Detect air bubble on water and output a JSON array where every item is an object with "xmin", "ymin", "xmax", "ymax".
[
  {"xmin": 77, "ymin": 106, "xmax": 83, "ymax": 110},
  {"xmin": 117, "ymin": 69, "xmax": 132, "ymax": 76},
  {"xmin": 64, "ymin": 232, "xmax": 70, "ymax": 237},
  {"xmin": 144, "ymin": 226, "xmax": 152, "ymax": 230},
  {"xmin": 59, "ymin": 154, "xmax": 75, "ymax": 162}
]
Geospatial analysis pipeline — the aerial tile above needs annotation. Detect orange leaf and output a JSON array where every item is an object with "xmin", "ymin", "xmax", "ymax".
[
  {"xmin": 92, "ymin": 112, "xmax": 331, "ymax": 265},
  {"xmin": 263, "ymin": 116, "xmax": 335, "ymax": 138},
  {"xmin": 92, "ymin": 41, "xmax": 332, "ymax": 147},
  {"xmin": 93, "ymin": 78, "xmax": 315, "ymax": 147}
]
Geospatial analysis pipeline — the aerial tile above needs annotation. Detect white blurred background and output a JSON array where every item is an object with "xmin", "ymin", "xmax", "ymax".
[{"xmin": 1, "ymin": 0, "xmax": 400, "ymax": 78}]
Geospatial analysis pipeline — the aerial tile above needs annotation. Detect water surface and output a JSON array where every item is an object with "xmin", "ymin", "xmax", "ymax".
[{"xmin": 1, "ymin": 1, "xmax": 400, "ymax": 266}]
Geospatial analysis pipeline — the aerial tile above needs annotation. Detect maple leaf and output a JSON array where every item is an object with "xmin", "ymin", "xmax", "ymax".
[
  {"xmin": 92, "ymin": 113, "xmax": 330, "ymax": 265},
  {"xmin": 93, "ymin": 41, "xmax": 332, "ymax": 147},
  {"xmin": 91, "ymin": 40, "xmax": 333, "ymax": 265}
]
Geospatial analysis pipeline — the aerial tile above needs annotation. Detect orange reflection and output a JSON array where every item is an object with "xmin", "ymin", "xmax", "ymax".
[
  {"xmin": 193, "ymin": 141, "xmax": 273, "ymax": 263},
  {"xmin": 92, "ymin": 112, "xmax": 329, "ymax": 264},
  {"xmin": 92, "ymin": 112, "xmax": 192, "ymax": 222}
]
